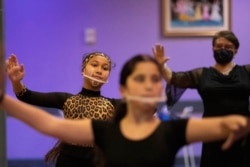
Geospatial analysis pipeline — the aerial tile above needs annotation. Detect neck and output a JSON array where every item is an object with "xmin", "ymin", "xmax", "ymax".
[
  {"xmin": 83, "ymin": 84, "xmax": 102, "ymax": 91},
  {"xmin": 213, "ymin": 62, "xmax": 236, "ymax": 75},
  {"xmin": 214, "ymin": 61, "xmax": 235, "ymax": 68},
  {"xmin": 124, "ymin": 104, "xmax": 156, "ymax": 123}
]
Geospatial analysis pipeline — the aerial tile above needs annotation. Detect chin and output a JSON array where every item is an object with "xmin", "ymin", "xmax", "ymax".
[
  {"xmin": 141, "ymin": 102, "xmax": 157, "ymax": 110},
  {"xmin": 92, "ymin": 82, "xmax": 104, "ymax": 88}
]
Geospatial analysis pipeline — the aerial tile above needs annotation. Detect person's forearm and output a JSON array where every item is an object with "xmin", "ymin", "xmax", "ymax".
[
  {"xmin": 187, "ymin": 116, "xmax": 250, "ymax": 144},
  {"xmin": 0, "ymin": 95, "xmax": 93, "ymax": 145},
  {"xmin": 186, "ymin": 118, "xmax": 227, "ymax": 143},
  {"xmin": 0, "ymin": 95, "xmax": 57, "ymax": 134},
  {"xmin": 11, "ymin": 81, "xmax": 25, "ymax": 95},
  {"xmin": 162, "ymin": 64, "xmax": 172, "ymax": 83}
]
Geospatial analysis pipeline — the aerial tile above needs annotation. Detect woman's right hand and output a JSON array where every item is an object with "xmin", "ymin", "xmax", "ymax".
[
  {"xmin": 6, "ymin": 54, "xmax": 26, "ymax": 94},
  {"xmin": 152, "ymin": 44, "xmax": 170, "ymax": 65},
  {"xmin": 6, "ymin": 54, "xmax": 25, "ymax": 84}
]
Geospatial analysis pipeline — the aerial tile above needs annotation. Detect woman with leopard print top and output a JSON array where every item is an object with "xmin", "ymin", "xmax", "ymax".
[{"xmin": 6, "ymin": 52, "xmax": 121, "ymax": 167}]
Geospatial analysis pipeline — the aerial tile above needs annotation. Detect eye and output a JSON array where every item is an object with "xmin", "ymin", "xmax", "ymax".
[
  {"xmin": 214, "ymin": 44, "xmax": 223, "ymax": 49},
  {"xmin": 224, "ymin": 45, "xmax": 234, "ymax": 50},
  {"xmin": 134, "ymin": 75, "xmax": 145, "ymax": 83},
  {"xmin": 102, "ymin": 65, "xmax": 110, "ymax": 71},
  {"xmin": 214, "ymin": 44, "xmax": 234, "ymax": 50},
  {"xmin": 91, "ymin": 63, "xmax": 98, "ymax": 67},
  {"xmin": 151, "ymin": 75, "xmax": 161, "ymax": 83}
]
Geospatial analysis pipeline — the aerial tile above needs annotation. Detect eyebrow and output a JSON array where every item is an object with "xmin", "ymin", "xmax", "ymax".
[{"xmin": 89, "ymin": 60, "xmax": 109, "ymax": 66}]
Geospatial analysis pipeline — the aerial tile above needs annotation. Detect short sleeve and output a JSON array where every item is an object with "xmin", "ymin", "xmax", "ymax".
[
  {"xmin": 91, "ymin": 120, "xmax": 109, "ymax": 147},
  {"xmin": 163, "ymin": 119, "xmax": 189, "ymax": 146}
]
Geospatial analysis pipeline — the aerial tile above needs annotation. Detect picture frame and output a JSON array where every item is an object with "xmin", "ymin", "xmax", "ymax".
[{"xmin": 162, "ymin": 0, "xmax": 231, "ymax": 37}]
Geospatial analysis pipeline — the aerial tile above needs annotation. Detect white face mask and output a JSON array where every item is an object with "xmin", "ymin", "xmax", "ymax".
[
  {"xmin": 82, "ymin": 70, "xmax": 109, "ymax": 87},
  {"xmin": 83, "ymin": 73, "xmax": 108, "ymax": 83}
]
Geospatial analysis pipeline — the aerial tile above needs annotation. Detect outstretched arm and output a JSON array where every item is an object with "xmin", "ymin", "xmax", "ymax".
[
  {"xmin": 6, "ymin": 54, "xmax": 72, "ymax": 109},
  {"xmin": 152, "ymin": 44, "xmax": 172, "ymax": 82},
  {"xmin": 186, "ymin": 115, "xmax": 250, "ymax": 150},
  {"xmin": 0, "ymin": 95, "xmax": 94, "ymax": 145}
]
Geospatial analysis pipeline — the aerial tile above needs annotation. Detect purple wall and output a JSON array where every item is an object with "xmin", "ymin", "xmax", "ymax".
[{"xmin": 4, "ymin": 0, "xmax": 250, "ymax": 159}]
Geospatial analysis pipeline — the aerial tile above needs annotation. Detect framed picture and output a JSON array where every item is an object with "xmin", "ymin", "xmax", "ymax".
[{"xmin": 162, "ymin": 0, "xmax": 231, "ymax": 37}]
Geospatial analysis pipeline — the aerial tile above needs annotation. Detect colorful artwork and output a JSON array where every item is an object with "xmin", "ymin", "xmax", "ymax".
[{"xmin": 162, "ymin": 0, "xmax": 231, "ymax": 37}]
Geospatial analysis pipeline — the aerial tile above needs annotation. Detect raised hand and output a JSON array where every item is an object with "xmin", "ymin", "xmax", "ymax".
[
  {"xmin": 6, "ymin": 54, "xmax": 26, "ymax": 94},
  {"xmin": 6, "ymin": 54, "xmax": 25, "ymax": 83},
  {"xmin": 152, "ymin": 44, "xmax": 172, "ymax": 82},
  {"xmin": 152, "ymin": 44, "xmax": 170, "ymax": 65}
]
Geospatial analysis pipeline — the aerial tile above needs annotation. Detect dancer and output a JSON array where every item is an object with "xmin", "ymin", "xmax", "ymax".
[
  {"xmin": 1, "ymin": 54, "xmax": 250, "ymax": 167},
  {"xmin": 6, "ymin": 53, "xmax": 120, "ymax": 167},
  {"xmin": 153, "ymin": 30, "xmax": 250, "ymax": 167}
]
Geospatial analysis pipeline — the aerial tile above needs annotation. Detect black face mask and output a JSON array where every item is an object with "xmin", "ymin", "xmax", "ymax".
[{"xmin": 213, "ymin": 49, "xmax": 234, "ymax": 65}]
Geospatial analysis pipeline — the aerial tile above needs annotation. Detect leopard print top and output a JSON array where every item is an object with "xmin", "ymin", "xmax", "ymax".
[
  {"xmin": 63, "ymin": 94, "xmax": 115, "ymax": 120},
  {"xmin": 16, "ymin": 87, "xmax": 120, "ymax": 119}
]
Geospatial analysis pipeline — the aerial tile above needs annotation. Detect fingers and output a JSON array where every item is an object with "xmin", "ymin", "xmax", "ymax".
[
  {"xmin": 221, "ymin": 133, "xmax": 234, "ymax": 150},
  {"xmin": 222, "ymin": 116, "xmax": 247, "ymax": 131},
  {"xmin": 152, "ymin": 44, "xmax": 164, "ymax": 57},
  {"xmin": 20, "ymin": 64, "xmax": 25, "ymax": 73},
  {"xmin": 222, "ymin": 128, "xmax": 249, "ymax": 151},
  {"xmin": 152, "ymin": 44, "xmax": 172, "ymax": 66},
  {"xmin": 6, "ymin": 54, "xmax": 20, "ymax": 70},
  {"xmin": 5, "ymin": 54, "xmax": 25, "ymax": 81},
  {"xmin": 163, "ymin": 57, "xmax": 171, "ymax": 63}
]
